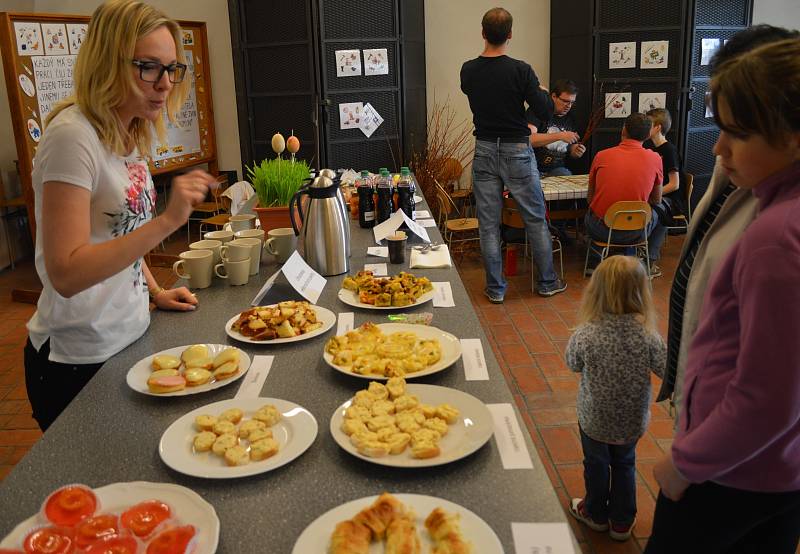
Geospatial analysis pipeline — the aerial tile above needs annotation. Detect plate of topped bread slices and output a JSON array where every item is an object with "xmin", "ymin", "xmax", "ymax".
[
  {"xmin": 159, "ymin": 397, "xmax": 317, "ymax": 479},
  {"xmin": 225, "ymin": 301, "xmax": 336, "ymax": 344},
  {"xmin": 126, "ymin": 344, "xmax": 250, "ymax": 397},
  {"xmin": 292, "ymin": 492, "xmax": 502, "ymax": 554},
  {"xmin": 329, "ymin": 379, "xmax": 493, "ymax": 468},
  {"xmin": 338, "ymin": 271, "xmax": 435, "ymax": 310}
]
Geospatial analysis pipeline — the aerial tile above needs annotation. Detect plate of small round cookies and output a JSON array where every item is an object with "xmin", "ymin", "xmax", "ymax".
[
  {"xmin": 125, "ymin": 344, "xmax": 251, "ymax": 397},
  {"xmin": 159, "ymin": 397, "xmax": 318, "ymax": 479}
]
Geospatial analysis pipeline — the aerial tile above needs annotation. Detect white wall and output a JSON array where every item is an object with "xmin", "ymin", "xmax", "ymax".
[
  {"xmin": 423, "ymin": 0, "xmax": 550, "ymax": 185},
  {"xmin": 752, "ymin": 0, "xmax": 800, "ymax": 30},
  {"xmin": 0, "ymin": 0, "xmax": 242, "ymax": 182}
]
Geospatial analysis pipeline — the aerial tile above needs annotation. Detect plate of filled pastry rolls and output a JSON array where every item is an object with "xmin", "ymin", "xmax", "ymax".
[{"xmin": 291, "ymin": 492, "xmax": 502, "ymax": 553}]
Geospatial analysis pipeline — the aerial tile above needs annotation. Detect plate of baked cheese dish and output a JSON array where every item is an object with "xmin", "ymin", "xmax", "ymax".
[
  {"xmin": 337, "ymin": 271, "xmax": 435, "ymax": 310},
  {"xmin": 159, "ymin": 397, "xmax": 317, "ymax": 479},
  {"xmin": 0, "ymin": 481, "xmax": 219, "ymax": 554},
  {"xmin": 330, "ymin": 380, "xmax": 493, "ymax": 468},
  {"xmin": 126, "ymin": 344, "xmax": 251, "ymax": 397},
  {"xmin": 292, "ymin": 492, "xmax": 502, "ymax": 554},
  {"xmin": 324, "ymin": 322, "xmax": 461, "ymax": 380},
  {"xmin": 225, "ymin": 301, "xmax": 336, "ymax": 344}
]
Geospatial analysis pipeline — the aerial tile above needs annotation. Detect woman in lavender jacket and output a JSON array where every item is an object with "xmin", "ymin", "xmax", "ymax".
[{"xmin": 645, "ymin": 38, "xmax": 800, "ymax": 553}]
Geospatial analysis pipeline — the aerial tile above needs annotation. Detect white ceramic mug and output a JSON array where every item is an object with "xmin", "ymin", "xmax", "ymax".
[
  {"xmin": 173, "ymin": 250, "xmax": 213, "ymax": 289},
  {"xmin": 235, "ymin": 228, "xmax": 265, "ymax": 244},
  {"xmin": 214, "ymin": 258, "xmax": 250, "ymax": 286},
  {"xmin": 219, "ymin": 238, "xmax": 252, "ymax": 262},
  {"xmin": 189, "ymin": 239, "xmax": 223, "ymax": 264},
  {"xmin": 265, "ymin": 227, "xmax": 297, "ymax": 263},
  {"xmin": 204, "ymin": 229, "xmax": 234, "ymax": 243},
  {"xmin": 223, "ymin": 214, "xmax": 256, "ymax": 233},
  {"xmin": 237, "ymin": 237, "xmax": 262, "ymax": 276}
]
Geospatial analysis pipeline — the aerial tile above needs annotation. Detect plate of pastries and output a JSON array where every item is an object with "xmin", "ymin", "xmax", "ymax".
[
  {"xmin": 324, "ymin": 322, "xmax": 461, "ymax": 380},
  {"xmin": 292, "ymin": 492, "xmax": 502, "ymax": 553},
  {"xmin": 329, "ymin": 378, "xmax": 493, "ymax": 467},
  {"xmin": 126, "ymin": 344, "xmax": 250, "ymax": 397},
  {"xmin": 225, "ymin": 301, "xmax": 336, "ymax": 344},
  {"xmin": 338, "ymin": 271, "xmax": 435, "ymax": 310},
  {"xmin": 159, "ymin": 397, "xmax": 317, "ymax": 479},
  {"xmin": 0, "ymin": 481, "xmax": 219, "ymax": 553}
]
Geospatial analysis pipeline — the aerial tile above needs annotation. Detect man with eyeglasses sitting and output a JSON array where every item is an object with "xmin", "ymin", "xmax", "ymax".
[{"xmin": 526, "ymin": 79, "xmax": 586, "ymax": 177}]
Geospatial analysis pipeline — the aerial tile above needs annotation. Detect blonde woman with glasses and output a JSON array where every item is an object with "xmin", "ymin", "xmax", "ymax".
[{"xmin": 24, "ymin": 0, "xmax": 217, "ymax": 430}]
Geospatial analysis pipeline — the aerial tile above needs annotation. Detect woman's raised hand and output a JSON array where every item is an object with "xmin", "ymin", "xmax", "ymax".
[{"xmin": 162, "ymin": 169, "xmax": 219, "ymax": 229}]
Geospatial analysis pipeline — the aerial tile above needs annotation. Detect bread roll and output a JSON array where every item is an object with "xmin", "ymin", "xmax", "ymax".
[
  {"xmin": 238, "ymin": 419, "xmax": 266, "ymax": 439},
  {"xmin": 370, "ymin": 399, "xmax": 395, "ymax": 417},
  {"xmin": 212, "ymin": 420, "xmax": 237, "ymax": 436},
  {"xmin": 211, "ymin": 433, "xmax": 238, "ymax": 456},
  {"xmin": 253, "ymin": 405, "xmax": 281, "ymax": 427},
  {"xmin": 411, "ymin": 441, "xmax": 440, "ymax": 459},
  {"xmin": 212, "ymin": 361, "xmax": 239, "ymax": 380},
  {"xmin": 219, "ymin": 408, "xmax": 244, "ymax": 424},
  {"xmin": 147, "ymin": 371, "xmax": 186, "ymax": 394},
  {"xmin": 247, "ymin": 428, "xmax": 274, "ymax": 443},
  {"xmin": 386, "ymin": 377, "xmax": 406, "ymax": 399},
  {"xmin": 423, "ymin": 417, "xmax": 449, "ymax": 437},
  {"xmin": 436, "ymin": 404, "xmax": 460, "ymax": 424},
  {"xmin": 152, "ymin": 354, "xmax": 181, "ymax": 371},
  {"xmin": 341, "ymin": 418, "xmax": 368, "ymax": 437},
  {"xmin": 184, "ymin": 356, "xmax": 213, "ymax": 370},
  {"xmin": 329, "ymin": 520, "xmax": 371, "ymax": 554},
  {"xmin": 194, "ymin": 414, "xmax": 217, "ymax": 432},
  {"xmin": 386, "ymin": 432, "xmax": 411, "ymax": 455},
  {"xmin": 224, "ymin": 444, "xmax": 250, "ymax": 466},
  {"xmin": 181, "ymin": 344, "xmax": 209, "ymax": 365},
  {"xmin": 357, "ymin": 439, "xmax": 390, "ymax": 458},
  {"xmin": 249, "ymin": 437, "xmax": 279, "ymax": 461},
  {"xmin": 193, "ymin": 431, "xmax": 216, "ymax": 452},
  {"xmin": 367, "ymin": 381, "xmax": 389, "ymax": 400},
  {"xmin": 344, "ymin": 405, "xmax": 372, "ymax": 422}
]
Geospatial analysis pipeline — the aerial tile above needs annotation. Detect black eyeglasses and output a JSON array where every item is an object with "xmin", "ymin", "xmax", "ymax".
[
  {"xmin": 132, "ymin": 59, "xmax": 187, "ymax": 83},
  {"xmin": 555, "ymin": 97, "xmax": 576, "ymax": 105}
]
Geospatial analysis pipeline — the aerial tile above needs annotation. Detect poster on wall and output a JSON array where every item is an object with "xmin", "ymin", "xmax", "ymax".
[
  {"xmin": 638, "ymin": 92, "xmax": 666, "ymax": 113},
  {"xmin": 42, "ymin": 23, "xmax": 68, "ymax": 55},
  {"xmin": 339, "ymin": 102, "xmax": 363, "ymax": 130},
  {"xmin": 32, "ymin": 55, "xmax": 76, "ymax": 126},
  {"xmin": 363, "ymin": 48, "xmax": 389, "ymax": 75},
  {"xmin": 14, "ymin": 21, "xmax": 44, "ymax": 56},
  {"xmin": 66, "ymin": 23, "xmax": 87, "ymax": 55},
  {"xmin": 641, "ymin": 40, "xmax": 668, "ymax": 69},
  {"xmin": 605, "ymin": 92, "xmax": 631, "ymax": 119},
  {"xmin": 700, "ymin": 38, "xmax": 721, "ymax": 66},
  {"xmin": 335, "ymin": 49, "xmax": 362, "ymax": 77},
  {"xmin": 360, "ymin": 103, "xmax": 384, "ymax": 137},
  {"xmin": 608, "ymin": 42, "xmax": 636, "ymax": 69}
]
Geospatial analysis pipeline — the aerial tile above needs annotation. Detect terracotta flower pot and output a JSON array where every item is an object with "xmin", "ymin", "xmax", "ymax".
[{"xmin": 254, "ymin": 205, "xmax": 292, "ymax": 233}]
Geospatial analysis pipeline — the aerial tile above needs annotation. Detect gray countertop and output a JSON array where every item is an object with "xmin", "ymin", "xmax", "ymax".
[{"xmin": 0, "ymin": 203, "xmax": 571, "ymax": 552}]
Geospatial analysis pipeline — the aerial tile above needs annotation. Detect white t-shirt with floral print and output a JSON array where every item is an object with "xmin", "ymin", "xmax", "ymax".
[{"xmin": 27, "ymin": 105, "xmax": 154, "ymax": 364}]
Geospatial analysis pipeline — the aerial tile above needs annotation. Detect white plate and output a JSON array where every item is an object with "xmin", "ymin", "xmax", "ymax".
[
  {"xmin": 126, "ymin": 344, "xmax": 251, "ymax": 397},
  {"xmin": 0, "ymin": 481, "xmax": 219, "ymax": 553},
  {"xmin": 159, "ymin": 397, "xmax": 317, "ymax": 479},
  {"xmin": 292, "ymin": 493, "xmax": 503, "ymax": 553},
  {"xmin": 323, "ymin": 323, "xmax": 462, "ymax": 381},
  {"xmin": 337, "ymin": 287, "xmax": 435, "ymax": 310},
  {"xmin": 225, "ymin": 304, "xmax": 336, "ymax": 344},
  {"xmin": 330, "ymin": 384, "xmax": 493, "ymax": 468}
]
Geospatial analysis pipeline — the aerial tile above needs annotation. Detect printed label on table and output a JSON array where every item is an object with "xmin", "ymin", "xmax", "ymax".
[
  {"xmin": 281, "ymin": 251, "xmax": 327, "ymax": 304},
  {"xmin": 337, "ymin": 312, "xmax": 354, "ymax": 335},
  {"xmin": 460, "ymin": 338, "xmax": 489, "ymax": 381},
  {"xmin": 417, "ymin": 218, "xmax": 437, "ymax": 228},
  {"xmin": 487, "ymin": 403, "xmax": 534, "ymax": 469},
  {"xmin": 235, "ymin": 355, "xmax": 274, "ymax": 399},
  {"xmin": 372, "ymin": 210, "xmax": 406, "ymax": 243},
  {"xmin": 250, "ymin": 269, "xmax": 282, "ymax": 306},
  {"xmin": 401, "ymin": 210, "xmax": 431, "ymax": 242},
  {"xmin": 413, "ymin": 210, "xmax": 430, "ymax": 219},
  {"xmin": 432, "ymin": 281, "xmax": 455, "ymax": 307},
  {"xmin": 367, "ymin": 246, "xmax": 388, "ymax": 257},
  {"xmin": 364, "ymin": 263, "xmax": 388, "ymax": 276},
  {"xmin": 511, "ymin": 522, "xmax": 576, "ymax": 553}
]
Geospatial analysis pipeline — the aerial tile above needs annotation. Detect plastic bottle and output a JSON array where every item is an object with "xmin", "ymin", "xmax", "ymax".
[
  {"xmin": 357, "ymin": 170, "xmax": 376, "ymax": 228},
  {"xmin": 397, "ymin": 167, "xmax": 415, "ymax": 222},
  {"xmin": 376, "ymin": 170, "xmax": 394, "ymax": 223}
]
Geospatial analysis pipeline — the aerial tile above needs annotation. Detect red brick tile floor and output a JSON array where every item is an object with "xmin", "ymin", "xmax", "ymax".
[{"xmin": 0, "ymin": 229, "xmax": 681, "ymax": 553}]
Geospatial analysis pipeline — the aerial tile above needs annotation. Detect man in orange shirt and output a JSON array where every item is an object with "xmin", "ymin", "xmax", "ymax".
[{"xmin": 585, "ymin": 113, "xmax": 666, "ymax": 276}]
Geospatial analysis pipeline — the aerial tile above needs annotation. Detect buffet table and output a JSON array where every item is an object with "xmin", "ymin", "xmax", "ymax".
[{"xmin": 0, "ymin": 201, "xmax": 572, "ymax": 551}]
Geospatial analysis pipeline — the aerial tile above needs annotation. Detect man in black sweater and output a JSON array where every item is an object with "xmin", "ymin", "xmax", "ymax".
[{"xmin": 460, "ymin": 7, "xmax": 565, "ymax": 302}]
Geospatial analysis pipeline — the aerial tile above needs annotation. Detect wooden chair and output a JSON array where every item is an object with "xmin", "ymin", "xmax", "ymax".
[
  {"xmin": 439, "ymin": 158, "xmax": 474, "ymax": 217},
  {"xmin": 433, "ymin": 179, "xmax": 479, "ymax": 254},
  {"xmin": 502, "ymin": 197, "xmax": 564, "ymax": 280},
  {"xmin": 666, "ymin": 172, "xmax": 694, "ymax": 233},
  {"xmin": 188, "ymin": 178, "xmax": 228, "ymax": 241},
  {"xmin": 198, "ymin": 192, "xmax": 233, "ymax": 238},
  {"xmin": 0, "ymin": 174, "xmax": 27, "ymax": 270},
  {"xmin": 583, "ymin": 201, "xmax": 652, "ymax": 278}
]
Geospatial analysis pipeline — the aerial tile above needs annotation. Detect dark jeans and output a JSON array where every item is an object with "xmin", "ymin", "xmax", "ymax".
[
  {"xmin": 645, "ymin": 482, "xmax": 800, "ymax": 554},
  {"xmin": 580, "ymin": 426, "xmax": 637, "ymax": 525},
  {"xmin": 24, "ymin": 338, "xmax": 104, "ymax": 431}
]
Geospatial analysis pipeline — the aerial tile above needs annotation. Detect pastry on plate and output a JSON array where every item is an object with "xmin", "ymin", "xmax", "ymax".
[
  {"xmin": 212, "ymin": 420, "xmax": 236, "ymax": 436},
  {"xmin": 213, "ymin": 361, "xmax": 239, "ymax": 380},
  {"xmin": 385, "ymin": 516, "xmax": 420, "ymax": 554},
  {"xmin": 211, "ymin": 433, "xmax": 238, "ymax": 456},
  {"xmin": 152, "ymin": 354, "xmax": 180, "ymax": 371},
  {"xmin": 224, "ymin": 445, "xmax": 250, "ymax": 466},
  {"xmin": 247, "ymin": 427, "xmax": 273, "ymax": 443},
  {"xmin": 329, "ymin": 520, "xmax": 371, "ymax": 554},
  {"xmin": 249, "ymin": 437, "xmax": 279, "ymax": 461},
  {"xmin": 147, "ymin": 370, "xmax": 186, "ymax": 394},
  {"xmin": 193, "ymin": 431, "xmax": 216, "ymax": 452},
  {"xmin": 181, "ymin": 344, "xmax": 209, "ymax": 365},
  {"xmin": 219, "ymin": 408, "xmax": 244, "ymax": 424},
  {"xmin": 253, "ymin": 405, "xmax": 281, "ymax": 427},
  {"xmin": 194, "ymin": 414, "xmax": 217, "ymax": 431},
  {"xmin": 184, "ymin": 368, "xmax": 212, "ymax": 387},
  {"xmin": 213, "ymin": 348, "xmax": 240, "ymax": 368},
  {"xmin": 238, "ymin": 419, "xmax": 266, "ymax": 439}
]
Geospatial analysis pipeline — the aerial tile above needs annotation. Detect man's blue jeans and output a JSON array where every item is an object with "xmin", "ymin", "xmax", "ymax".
[
  {"xmin": 472, "ymin": 140, "xmax": 558, "ymax": 296},
  {"xmin": 580, "ymin": 426, "xmax": 638, "ymax": 526},
  {"xmin": 544, "ymin": 166, "xmax": 572, "ymax": 177}
]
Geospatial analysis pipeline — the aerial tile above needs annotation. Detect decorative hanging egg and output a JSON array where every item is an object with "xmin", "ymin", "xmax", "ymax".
[
  {"xmin": 271, "ymin": 133, "xmax": 286, "ymax": 154},
  {"xmin": 286, "ymin": 135, "xmax": 300, "ymax": 154}
]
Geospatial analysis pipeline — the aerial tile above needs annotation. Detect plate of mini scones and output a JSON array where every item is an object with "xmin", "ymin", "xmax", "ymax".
[
  {"xmin": 126, "ymin": 344, "xmax": 251, "ymax": 397},
  {"xmin": 159, "ymin": 397, "xmax": 317, "ymax": 479},
  {"xmin": 329, "ymin": 379, "xmax": 494, "ymax": 468}
]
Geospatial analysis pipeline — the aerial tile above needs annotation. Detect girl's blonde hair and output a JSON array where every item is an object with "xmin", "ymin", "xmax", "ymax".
[
  {"xmin": 46, "ymin": 0, "xmax": 188, "ymax": 156},
  {"xmin": 578, "ymin": 256, "xmax": 656, "ymax": 332}
]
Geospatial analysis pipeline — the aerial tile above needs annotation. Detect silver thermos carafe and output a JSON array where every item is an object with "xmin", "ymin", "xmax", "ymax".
[
  {"xmin": 318, "ymin": 169, "xmax": 351, "ymax": 257},
  {"xmin": 289, "ymin": 174, "xmax": 350, "ymax": 276}
]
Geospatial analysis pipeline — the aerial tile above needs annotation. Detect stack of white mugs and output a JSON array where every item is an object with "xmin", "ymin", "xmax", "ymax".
[{"xmin": 174, "ymin": 215, "xmax": 297, "ymax": 288}]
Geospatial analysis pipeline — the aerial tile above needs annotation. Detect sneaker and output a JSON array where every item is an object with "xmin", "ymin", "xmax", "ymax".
[
  {"xmin": 484, "ymin": 290, "xmax": 504, "ymax": 304},
  {"xmin": 568, "ymin": 498, "xmax": 609, "ymax": 532},
  {"xmin": 648, "ymin": 263, "xmax": 662, "ymax": 278},
  {"xmin": 609, "ymin": 519, "xmax": 636, "ymax": 541},
  {"xmin": 538, "ymin": 279, "xmax": 567, "ymax": 297}
]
